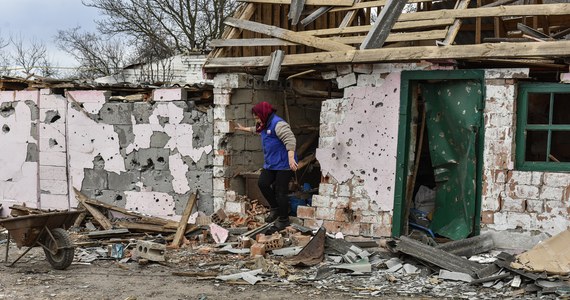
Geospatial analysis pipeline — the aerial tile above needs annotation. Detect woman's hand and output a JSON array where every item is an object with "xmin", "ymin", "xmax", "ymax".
[
  {"xmin": 235, "ymin": 122, "xmax": 250, "ymax": 132},
  {"xmin": 288, "ymin": 151, "xmax": 298, "ymax": 171}
]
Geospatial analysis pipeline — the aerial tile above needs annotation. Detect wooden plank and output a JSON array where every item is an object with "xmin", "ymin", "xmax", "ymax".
[
  {"xmin": 74, "ymin": 188, "xmax": 114, "ymax": 230},
  {"xmin": 83, "ymin": 198, "xmax": 170, "ymax": 225},
  {"xmin": 289, "ymin": 0, "xmax": 306, "ymax": 25},
  {"xmin": 300, "ymin": 6, "xmax": 332, "ymax": 27},
  {"xmin": 115, "ymin": 221, "xmax": 176, "ymax": 233},
  {"xmin": 204, "ymin": 40, "xmax": 570, "ymax": 68},
  {"xmin": 361, "ymin": 0, "xmax": 409, "ymax": 49},
  {"xmin": 238, "ymin": 0, "xmax": 355, "ymax": 6},
  {"xmin": 213, "ymin": 3, "xmax": 256, "ymax": 58},
  {"xmin": 224, "ymin": 17, "xmax": 355, "ymax": 51},
  {"xmin": 441, "ymin": 0, "xmax": 472, "ymax": 46},
  {"xmin": 398, "ymin": 3, "xmax": 570, "ymax": 22},
  {"xmin": 264, "ymin": 50, "xmax": 286, "ymax": 81},
  {"xmin": 302, "ymin": 18, "xmax": 455, "ymax": 36},
  {"xmin": 330, "ymin": 29, "xmax": 448, "ymax": 44},
  {"xmin": 330, "ymin": 0, "xmax": 425, "ymax": 12},
  {"xmin": 476, "ymin": 0, "xmax": 482, "ymax": 44},
  {"xmin": 172, "ymin": 192, "xmax": 198, "ymax": 247},
  {"xmin": 211, "ymin": 38, "xmax": 296, "ymax": 47}
]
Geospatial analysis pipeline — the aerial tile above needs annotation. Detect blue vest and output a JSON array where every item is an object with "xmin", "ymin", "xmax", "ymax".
[{"xmin": 261, "ymin": 114, "xmax": 290, "ymax": 170}]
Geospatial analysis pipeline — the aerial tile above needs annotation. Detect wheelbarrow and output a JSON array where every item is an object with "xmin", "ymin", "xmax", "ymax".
[{"xmin": 0, "ymin": 210, "xmax": 82, "ymax": 270}]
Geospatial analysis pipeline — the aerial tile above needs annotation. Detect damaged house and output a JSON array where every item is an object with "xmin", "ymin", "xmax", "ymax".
[
  {"xmin": 203, "ymin": 0, "xmax": 570, "ymax": 241},
  {"xmin": 1, "ymin": 0, "xmax": 569, "ymax": 244}
]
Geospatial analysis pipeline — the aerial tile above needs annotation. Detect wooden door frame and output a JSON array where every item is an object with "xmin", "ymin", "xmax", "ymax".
[{"xmin": 392, "ymin": 69, "xmax": 486, "ymax": 237}]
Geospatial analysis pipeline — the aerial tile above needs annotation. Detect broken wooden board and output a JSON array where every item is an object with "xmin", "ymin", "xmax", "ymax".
[
  {"xmin": 238, "ymin": 0, "xmax": 355, "ymax": 6},
  {"xmin": 224, "ymin": 17, "xmax": 355, "ymax": 52},
  {"xmin": 513, "ymin": 229, "xmax": 570, "ymax": 275},
  {"xmin": 74, "ymin": 188, "xmax": 113, "ymax": 230},
  {"xmin": 172, "ymin": 191, "xmax": 198, "ymax": 247}
]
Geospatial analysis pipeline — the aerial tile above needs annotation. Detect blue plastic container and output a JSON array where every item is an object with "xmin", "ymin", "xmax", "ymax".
[{"xmin": 289, "ymin": 196, "xmax": 307, "ymax": 216}]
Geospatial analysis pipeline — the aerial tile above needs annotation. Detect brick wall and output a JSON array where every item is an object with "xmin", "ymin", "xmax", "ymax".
[{"xmin": 482, "ymin": 69, "xmax": 570, "ymax": 236}]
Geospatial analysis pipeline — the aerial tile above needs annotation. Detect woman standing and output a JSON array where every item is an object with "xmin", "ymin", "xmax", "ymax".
[{"xmin": 236, "ymin": 102, "xmax": 298, "ymax": 233}]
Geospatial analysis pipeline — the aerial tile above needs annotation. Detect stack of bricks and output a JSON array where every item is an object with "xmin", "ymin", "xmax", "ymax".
[{"xmin": 255, "ymin": 232, "xmax": 284, "ymax": 251}]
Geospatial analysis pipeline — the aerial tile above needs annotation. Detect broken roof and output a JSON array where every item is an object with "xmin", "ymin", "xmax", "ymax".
[{"xmin": 204, "ymin": 0, "xmax": 570, "ymax": 74}]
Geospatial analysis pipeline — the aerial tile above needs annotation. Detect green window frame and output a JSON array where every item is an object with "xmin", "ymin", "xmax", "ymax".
[{"xmin": 516, "ymin": 83, "xmax": 570, "ymax": 172}]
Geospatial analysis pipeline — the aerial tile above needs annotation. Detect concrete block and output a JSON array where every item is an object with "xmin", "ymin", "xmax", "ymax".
[
  {"xmin": 39, "ymin": 151, "xmax": 66, "ymax": 167},
  {"xmin": 108, "ymin": 171, "xmax": 140, "ymax": 191},
  {"xmin": 15, "ymin": 90, "xmax": 40, "ymax": 102},
  {"xmin": 353, "ymin": 64, "xmax": 373, "ymax": 74},
  {"xmin": 132, "ymin": 102, "xmax": 155, "ymax": 124},
  {"xmin": 214, "ymin": 73, "xmax": 253, "ymax": 89},
  {"xmin": 337, "ymin": 73, "xmax": 357, "ymax": 89},
  {"xmin": 256, "ymin": 233, "xmax": 284, "ymax": 250},
  {"xmin": 40, "ymin": 179, "xmax": 68, "ymax": 195},
  {"xmin": 40, "ymin": 194, "xmax": 69, "ymax": 210},
  {"xmin": 152, "ymin": 88, "xmax": 186, "ymax": 102},
  {"xmin": 140, "ymin": 170, "xmax": 174, "ymax": 193},
  {"xmin": 336, "ymin": 64, "xmax": 353, "ymax": 76},
  {"xmin": 137, "ymin": 148, "xmax": 170, "ymax": 171},
  {"xmin": 210, "ymin": 208, "xmax": 227, "ymax": 224},
  {"xmin": 291, "ymin": 233, "xmax": 311, "ymax": 247},
  {"xmin": 438, "ymin": 270, "xmax": 473, "ymax": 283},
  {"xmin": 40, "ymin": 166, "xmax": 67, "ymax": 181},
  {"xmin": 225, "ymin": 201, "xmax": 249, "ymax": 214},
  {"xmin": 82, "ymin": 169, "xmax": 109, "ymax": 189},
  {"xmin": 135, "ymin": 240, "xmax": 166, "ymax": 262}
]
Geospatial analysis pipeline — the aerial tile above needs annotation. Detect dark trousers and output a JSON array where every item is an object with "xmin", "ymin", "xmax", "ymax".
[{"xmin": 258, "ymin": 169, "xmax": 293, "ymax": 218}]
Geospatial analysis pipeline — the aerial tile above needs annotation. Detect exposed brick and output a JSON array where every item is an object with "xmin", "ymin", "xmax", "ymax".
[
  {"xmin": 359, "ymin": 223, "xmax": 373, "ymax": 237},
  {"xmin": 303, "ymin": 219, "xmax": 320, "ymax": 229},
  {"xmin": 315, "ymin": 207, "xmax": 336, "ymax": 220},
  {"xmin": 501, "ymin": 198, "xmax": 526, "ymax": 213},
  {"xmin": 531, "ymin": 172, "xmax": 543, "ymax": 185},
  {"xmin": 481, "ymin": 211, "xmax": 494, "ymax": 224},
  {"xmin": 291, "ymin": 233, "xmax": 311, "ymax": 247},
  {"xmin": 543, "ymin": 173, "xmax": 570, "ymax": 187},
  {"xmin": 250, "ymin": 243, "xmax": 266, "ymax": 257},
  {"xmin": 525, "ymin": 199, "xmax": 544, "ymax": 213},
  {"xmin": 540, "ymin": 186, "xmax": 564, "ymax": 201},
  {"xmin": 373, "ymin": 223, "xmax": 391, "ymax": 237},
  {"xmin": 310, "ymin": 195, "xmax": 330, "ymax": 207},
  {"xmin": 322, "ymin": 220, "xmax": 343, "ymax": 233},
  {"xmin": 296, "ymin": 206, "xmax": 316, "ymax": 219},
  {"xmin": 331, "ymin": 196, "xmax": 350, "ymax": 209},
  {"xmin": 319, "ymin": 183, "xmax": 336, "ymax": 196},
  {"xmin": 509, "ymin": 185, "xmax": 540, "ymax": 200},
  {"xmin": 492, "ymin": 170, "xmax": 508, "ymax": 184},
  {"xmin": 507, "ymin": 171, "xmax": 532, "ymax": 185},
  {"xmin": 564, "ymin": 185, "xmax": 570, "ymax": 202},
  {"xmin": 342, "ymin": 222, "xmax": 361, "ymax": 236},
  {"xmin": 348, "ymin": 197, "xmax": 369, "ymax": 211},
  {"xmin": 544, "ymin": 200, "xmax": 567, "ymax": 214},
  {"xmin": 225, "ymin": 201, "xmax": 248, "ymax": 214}
]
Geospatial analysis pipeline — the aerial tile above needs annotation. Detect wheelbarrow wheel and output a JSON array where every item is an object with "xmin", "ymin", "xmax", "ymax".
[{"xmin": 43, "ymin": 228, "xmax": 74, "ymax": 270}]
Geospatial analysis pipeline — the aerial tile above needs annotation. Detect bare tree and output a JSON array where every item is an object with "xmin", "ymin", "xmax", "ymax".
[
  {"xmin": 9, "ymin": 35, "xmax": 58, "ymax": 78},
  {"xmin": 56, "ymin": 27, "xmax": 129, "ymax": 79},
  {"xmin": 82, "ymin": 0, "xmax": 238, "ymax": 56},
  {"xmin": 0, "ymin": 31, "xmax": 11, "ymax": 76}
]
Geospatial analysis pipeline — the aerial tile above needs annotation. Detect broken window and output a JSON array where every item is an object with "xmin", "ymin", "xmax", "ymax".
[{"xmin": 516, "ymin": 83, "xmax": 570, "ymax": 171}]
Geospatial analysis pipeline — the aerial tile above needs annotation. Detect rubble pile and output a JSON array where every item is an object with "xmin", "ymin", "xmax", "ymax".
[{"xmin": 0, "ymin": 191, "xmax": 568, "ymax": 299}]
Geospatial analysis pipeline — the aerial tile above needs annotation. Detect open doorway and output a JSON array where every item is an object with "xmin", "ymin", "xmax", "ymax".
[{"xmin": 394, "ymin": 70, "xmax": 485, "ymax": 241}]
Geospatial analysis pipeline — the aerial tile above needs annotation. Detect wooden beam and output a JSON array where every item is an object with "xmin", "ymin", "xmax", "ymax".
[
  {"xmin": 213, "ymin": 3, "xmax": 256, "ymax": 58},
  {"xmin": 361, "ymin": 0, "xmax": 409, "ymax": 49},
  {"xmin": 204, "ymin": 40, "xmax": 570, "ymax": 68},
  {"xmin": 338, "ymin": 0, "xmax": 361, "ymax": 28},
  {"xmin": 441, "ymin": 0, "xmax": 472, "ymax": 46},
  {"xmin": 398, "ymin": 4, "xmax": 570, "ymax": 22},
  {"xmin": 224, "ymin": 17, "xmax": 355, "ymax": 51},
  {"xmin": 300, "ymin": 6, "xmax": 332, "ymax": 27},
  {"xmin": 172, "ymin": 192, "xmax": 198, "ymax": 247},
  {"xmin": 289, "ymin": 0, "xmax": 306, "ymax": 25},
  {"xmin": 74, "ymin": 188, "xmax": 113, "ymax": 230},
  {"xmin": 264, "ymin": 50, "xmax": 286, "ymax": 81},
  {"xmin": 211, "ymin": 38, "xmax": 296, "ymax": 47},
  {"xmin": 330, "ymin": 0, "xmax": 426, "ymax": 12},
  {"xmin": 332, "ymin": 29, "xmax": 447, "ymax": 44},
  {"xmin": 238, "ymin": 0, "xmax": 355, "ymax": 6},
  {"xmin": 303, "ymin": 18, "xmax": 455, "ymax": 36}
]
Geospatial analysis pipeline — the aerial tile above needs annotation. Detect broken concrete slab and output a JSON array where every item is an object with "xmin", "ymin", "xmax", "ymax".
[
  {"xmin": 396, "ymin": 236, "xmax": 485, "ymax": 277},
  {"xmin": 216, "ymin": 269, "xmax": 263, "ymax": 285},
  {"xmin": 332, "ymin": 258, "xmax": 372, "ymax": 274},
  {"xmin": 438, "ymin": 270, "xmax": 474, "ymax": 283},
  {"xmin": 403, "ymin": 264, "xmax": 419, "ymax": 275},
  {"xmin": 385, "ymin": 257, "xmax": 403, "ymax": 269},
  {"xmin": 209, "ymin": 223, "xmax": 229, "ymax": 244}
]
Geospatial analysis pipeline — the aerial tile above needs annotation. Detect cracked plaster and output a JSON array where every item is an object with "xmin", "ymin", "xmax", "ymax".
[{"xmin": 316, "ymin": 72, "xmax": 401, "ymax": 212}]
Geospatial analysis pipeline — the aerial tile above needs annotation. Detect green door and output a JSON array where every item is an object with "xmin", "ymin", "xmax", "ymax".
[{"xmin": 421, "ymin": 80, "xmax": 483, "ymax": 240}]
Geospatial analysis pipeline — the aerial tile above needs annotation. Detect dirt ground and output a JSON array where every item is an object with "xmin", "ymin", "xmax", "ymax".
[{"xmin": 0, "ymin": 243, "xmax": 422, "ymax": 300}]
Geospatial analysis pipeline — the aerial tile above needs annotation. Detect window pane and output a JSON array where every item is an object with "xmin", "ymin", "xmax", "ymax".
[
  {"xmin": 525, "ymin": 130, "xmax": 548, "ymax": 162},
  {"xmin": 550, "ymin": 131, "xmax": 570, "ymax": 162},
  {"xmin": 552, "ymin": 93, "xmax": 570, "ymax": 124},
  {"xmin": 527, "ymin": 93, "xmax": 550, "ymax": 124}
]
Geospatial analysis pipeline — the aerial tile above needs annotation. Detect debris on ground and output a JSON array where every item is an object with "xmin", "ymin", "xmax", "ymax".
[{"xmin": 1, "ymin": 192, "xmax": 568, "ymax": 299}]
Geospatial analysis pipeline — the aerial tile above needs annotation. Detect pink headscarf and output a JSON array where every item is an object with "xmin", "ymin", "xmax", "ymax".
[{"xmin": 252, "ymin": 102, "xmax": 276, "ymax": 133}]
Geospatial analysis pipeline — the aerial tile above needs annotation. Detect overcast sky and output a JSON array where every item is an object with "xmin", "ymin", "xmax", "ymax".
[{"xmin": 0, "ymin": 0, "xmax": 101, "ymax": 68}]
